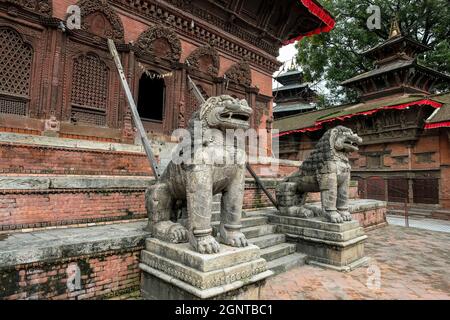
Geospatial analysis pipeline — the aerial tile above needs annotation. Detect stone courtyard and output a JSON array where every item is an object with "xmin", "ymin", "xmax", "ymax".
[{"xmin": 260, "ymin": 225, "xmax": 450, "ymax": 300}]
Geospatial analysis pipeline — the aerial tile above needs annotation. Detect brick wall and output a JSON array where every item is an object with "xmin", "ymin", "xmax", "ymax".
[
  {"xmin": 0, "ymin": 249, "xmax": 142, "ymax": 300},
  {"xmin": 0, "ymin": 143, "xmax": 152, "ymax": 176},
  {"xmin": 0, "ymin": 190, "xmax": 146, "ymax": 231}
]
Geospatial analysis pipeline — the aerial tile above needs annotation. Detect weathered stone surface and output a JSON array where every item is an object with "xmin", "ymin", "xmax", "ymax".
[
  {"xmin": 140, "ymin": 251, "xmax": 267, "ymax": 290},
  {"xmin": 140, "ymin": 238, "xmax": 273, "ymax": 299},
  {"xmin": 269, "ymin": 213, "xmax": 369, "ymax": 271},
  {"xmin": 276, "ymin": 126, "xmax": 363, "ymax": 224},
  {"xmin": 146, "ymin": 96, "xmax": 253, "ymax": 254},
  {"xmin": 0, "ymin": 222, "xmax": 149, "ymax": 268},
  {"xmin": 140, "ymin": 265, "xmax": 271, "ymax": 300},
  {"xmin": 145, "ymin": 239, "xmax": 260, "ymax": 272},
  {"xmin": 0, "ymin": 176, "xmax": 155, "ymax": 190},
  {"xmin": 0, "ymin": 132, "xmax": 144, "ymax": 153}
]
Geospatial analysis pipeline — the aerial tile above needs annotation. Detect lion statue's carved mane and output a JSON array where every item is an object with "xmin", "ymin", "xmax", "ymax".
[
  {"xmin": 276, "ymin": 126, "xmax": 362, "ymax": 223},
  {"xmin": 145, "ymin": 95, "xmax": 253, "ymax": 254}
]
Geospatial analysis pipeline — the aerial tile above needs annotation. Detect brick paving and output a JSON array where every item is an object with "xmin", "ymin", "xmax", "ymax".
[{"xmin": 260, "ymin": 225, "xmax": 450, "ymax": 300}]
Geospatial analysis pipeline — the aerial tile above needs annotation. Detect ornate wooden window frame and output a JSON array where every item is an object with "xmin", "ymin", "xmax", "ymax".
[
  {"xmin": 0, "ymin": 17, "xmax": 46, "ymax": 120},
  {"xmin": 61, "ymin": 40, "xmax": 120, "ymax": 129}
]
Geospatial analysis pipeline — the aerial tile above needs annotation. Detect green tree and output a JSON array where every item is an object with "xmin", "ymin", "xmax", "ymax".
[{"xmin": 296, "ymin": 0, "xmax": 450, "ymax": 106}]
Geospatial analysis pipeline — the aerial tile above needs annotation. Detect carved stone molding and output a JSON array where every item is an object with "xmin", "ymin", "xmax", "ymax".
[
  {"xmin": 186, "ymin": 45, "xmax": 220, "ymax": 77},
  {"xmin": 2, "ymin": 0, "xmax": 52, "ymax": 16},
  {"xmin": 225, "ymin": 60, "xmax": 252, "ymax": 87},
  {"xmin": 135, "ymin": 24, "xmax": 181, "ymax": 63},
  {"xmin": 77, "ymin": 0, "xmax": 124, "ymax": 42},
  {"xmin": 109, "ymin": 0, "xmax": 282, "ymax": 74}
]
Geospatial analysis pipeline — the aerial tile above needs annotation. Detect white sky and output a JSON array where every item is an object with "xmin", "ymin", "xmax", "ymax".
[
  {"xmin": 272, "ymin": 42, "xmax": 330, "ymax": 98},
  {"xmin": 273, "ymin": 43, "xmax": 297, "ymax": 88}
]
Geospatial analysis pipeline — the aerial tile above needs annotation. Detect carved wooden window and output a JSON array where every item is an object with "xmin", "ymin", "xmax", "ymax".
[
  {"xmin": 0, "ymin": 27, "xmax": 33, "ymax": 116},
  {"xmin": 413, "ymin": 179, "xmax": 439, "ymax": 204},
  {"xmin": 366, "ymin": 177, "xmax": 386, "ymax": 201},
  {"xmin": 388, "ymin": 178, "xmax": 409, "ymax": 203},
  {"xmin": 70, "ymin": 54, "xmax": 109, "ymax": 126}
]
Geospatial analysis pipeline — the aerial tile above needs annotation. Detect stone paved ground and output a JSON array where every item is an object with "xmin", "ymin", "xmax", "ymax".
[{"xmin": 260, "ymin": 225, "xmax": 450, "ymax": 300}]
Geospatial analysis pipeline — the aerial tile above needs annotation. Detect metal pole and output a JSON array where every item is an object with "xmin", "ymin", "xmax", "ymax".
[
  {"xmin": 107, "ymin": 39, "xmax": 160, "ymax": 180},
  {"xmin": 405, "ymin": 198, "xmax": 409, "ymax": 227}
]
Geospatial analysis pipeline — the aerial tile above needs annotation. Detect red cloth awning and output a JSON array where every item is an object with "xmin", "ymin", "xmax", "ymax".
[
  {"xmin": 274, "ymin": 99, "xmax": 443, "ymax": 138},
  {"xmin": 283, "ymin": 0, "xmax": 336, "ymax": 45}
]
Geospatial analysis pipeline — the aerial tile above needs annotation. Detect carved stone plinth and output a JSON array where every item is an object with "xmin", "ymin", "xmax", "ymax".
[
  {"xmin": 140, "ymin": 238, "xmax": 273, "ymax": 300},
  {"xmin": 268, "ymin": 214, "xmax": 369, "ymax": 272}
]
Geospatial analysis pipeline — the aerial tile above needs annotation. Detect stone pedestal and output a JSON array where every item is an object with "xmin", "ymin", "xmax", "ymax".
[
  {"xmin": 140, "ymin": 238, "xmax": 273, "ymax": 300},
  {"xmin": 268, "ymin": 214, "xmax": 369, "ymax": 272}
]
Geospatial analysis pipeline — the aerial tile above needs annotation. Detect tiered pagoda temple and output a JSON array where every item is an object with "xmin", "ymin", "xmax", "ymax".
[
  {"xmin": 273, "ymin": 67, "xmax": 317, "ymax": 119},
  {"xmin": 274, "ymin": 21, "xmax": 450, "ymax": 220}
]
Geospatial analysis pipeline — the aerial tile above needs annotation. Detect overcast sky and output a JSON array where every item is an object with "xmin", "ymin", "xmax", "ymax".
[{"xmin": 273, "ymin": 43, "xmax": 297, "ymax": 88}]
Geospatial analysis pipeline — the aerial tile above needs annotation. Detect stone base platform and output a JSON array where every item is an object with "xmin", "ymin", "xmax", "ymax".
[
  {"xmin": 300, "ymin": 199, "xmax": 388, "ymax": 230},
  {"xmin": 140, "ymin": 239, "xmax": 273, "ymax": 300},
  {"xmin": 268, "ymin": 214, "xmax": 369, "ymax": 272}
]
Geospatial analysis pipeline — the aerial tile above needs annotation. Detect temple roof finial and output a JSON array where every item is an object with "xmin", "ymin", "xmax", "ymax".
[{"xmin": 389, "ymin": 17, "xmax": 402, "ymax": 39}]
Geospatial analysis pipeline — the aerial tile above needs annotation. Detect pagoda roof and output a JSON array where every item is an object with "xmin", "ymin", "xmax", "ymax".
[
  {"xmin": 341, "ymin": 60, "xmax": 450, "ymax": 87},
  {"xmin": 362, "ymin": 35, "xmax": 431, "ymax": 58},
  {"xmin": 273, "ymin": 103, "xmax": 316, "ymax": 113},
  {"xmin": 274, "ymin": 92, "xmax": 450, "ymax": 136},
  {"xmin": 425, "ymin": 93, "xmax": 450, "ymax": 128},
  {"xmin": 273, "ymin": 82, "xmax": 310, "ymax": 92}
]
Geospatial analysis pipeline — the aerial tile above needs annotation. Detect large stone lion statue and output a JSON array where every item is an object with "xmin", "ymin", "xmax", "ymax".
[
  {"xmin": 276, "ymin": 126, "xmax": 362, "ymax": 223},
  {"xmin": 145, "ymin": 95, "xmax": 253, "ymax": 254}
]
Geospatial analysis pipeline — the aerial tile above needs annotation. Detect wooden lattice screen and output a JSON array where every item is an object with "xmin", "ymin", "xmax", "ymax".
[
  {"xmin": 70, "ymin": 54, "xmax": 109, "ymax": 126},
  {"xmin": 0, "ymin": 27, "xmax": 33, "ymax": 116}
]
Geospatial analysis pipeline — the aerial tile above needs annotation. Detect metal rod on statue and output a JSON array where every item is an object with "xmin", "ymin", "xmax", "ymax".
[
  {"xmin": 107, "ymin": 39, "xmax": 161, "ymax": 180},
  {"xmin": 186, "ymin": 61, "xmax": 206, "ymax": 105}
]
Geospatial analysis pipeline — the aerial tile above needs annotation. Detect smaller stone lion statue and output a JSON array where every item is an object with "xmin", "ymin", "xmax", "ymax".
[
  {"xmin": 276, "ymin": 126, "xmax": 362, "ymax": 223},
  {"xmin": 145, "ymin": 95, "xmax": 253, "ymax": 254}
]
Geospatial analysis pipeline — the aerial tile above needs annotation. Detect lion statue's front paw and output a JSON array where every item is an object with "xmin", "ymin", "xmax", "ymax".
[
  {"xmin": 325, "ymin": 210, "xmax": 344, "ymax": 223},
  {"xmin": 219, "ymin": 225, "xmax": 249, "ymax": 248},
  {"xmin": 338, "ymin": 210, "xmax": 352, "ymax": 221},
  {"xmin": 189, "ymin": 233, "xmax": 221, "ymax": 254},
  {"xmin": 168, "ymin": 224, "xmax": 189, "ymax": 243}
]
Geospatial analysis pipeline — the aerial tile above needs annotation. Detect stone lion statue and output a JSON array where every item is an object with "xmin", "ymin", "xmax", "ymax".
[
  {"xmin": 276, "ymin": 126, "xmax": 362, "ymax": 223},
  {"xmin": 145, "ymin": 95, "xmax": 253, "ymax": 254}
]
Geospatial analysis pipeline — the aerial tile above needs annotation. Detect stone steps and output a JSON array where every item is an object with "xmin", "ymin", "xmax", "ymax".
[
  {"xmin": 241, "ymin": 225, "xmax": 277, "ymax": 238},
  {"xmin": 211, "ymin": 216, "xmax": 268, "ymax": 228},
  {"xmin": 212, "ymin": 208, "xmax": 307, "ymax": 275},
  {"xmin": 260, "ymin": 243, "xmax": 297, "ymax": 261},
  {"xmin": 249, "ymin": 233, "xmax": 286, "ymax": 249},
  {"xmin": 266, "ymin": 253, "xmax": 307, "ymax": 274}
]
